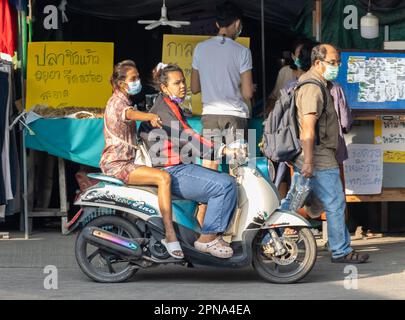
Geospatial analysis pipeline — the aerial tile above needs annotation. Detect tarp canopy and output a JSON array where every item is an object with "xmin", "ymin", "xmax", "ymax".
[{"xmin": 66, "ymin": 0, "xmax": 309, "ymax": 29}]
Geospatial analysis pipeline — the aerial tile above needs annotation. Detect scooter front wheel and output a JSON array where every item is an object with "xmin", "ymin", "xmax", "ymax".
[
  {"xmin": 252, "ymin": 227, "xmax": 317, "ymax": 284},
  {"xmin": 75, "ymin": 215, "xmax": 141, "ymax": 283}
]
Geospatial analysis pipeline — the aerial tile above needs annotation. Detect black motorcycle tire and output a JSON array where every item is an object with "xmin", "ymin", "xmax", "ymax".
[
  {"xmin": 252, "ymin": 227, "xmax": 317, "ymax": 284},
  {"xmin": 75, "ymin": 215, "xmax": 141, "ymax": 283}
]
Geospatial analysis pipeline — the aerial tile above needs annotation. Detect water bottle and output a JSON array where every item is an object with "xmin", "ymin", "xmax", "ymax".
[{"xmin": 289, "ymin": 176, "xmax": 312, "ymax": 212}]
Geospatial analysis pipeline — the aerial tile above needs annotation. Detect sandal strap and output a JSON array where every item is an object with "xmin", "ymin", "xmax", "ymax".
[
  {"xmin": 205, "ymin": 238, "xmax": 221, "ymax": 248},
  {"xmin": 349, "ymin": 251, "xmax": 360, "ymax": 260},
  {"xmin": 165, "ymin": 241, "xmax": 182, "ymax": 252},
  {"xmin": 161, "ymin": 239, "xmax": 184, "ymax": 259}
]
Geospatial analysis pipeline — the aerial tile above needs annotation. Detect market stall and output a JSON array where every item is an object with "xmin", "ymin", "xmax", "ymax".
[{"xmin": 5, "ymin": 0, "xmax": 405, "ymax": 238}]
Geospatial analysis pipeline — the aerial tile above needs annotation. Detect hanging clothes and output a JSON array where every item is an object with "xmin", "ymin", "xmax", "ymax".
[
  {"xmin": 0, "ymin": 71, "xmax": 8, "ymax": 207},
  {"xmin": 0, "ymin": 63, "xmax": 14, "ymax": 201},
  {"xmin": 0, "ymin": 0, "xmax": 17, "ymax": 57},
  {"xmin": 0, "ymin": 61, "xmax": 20, "ymax": 218}
]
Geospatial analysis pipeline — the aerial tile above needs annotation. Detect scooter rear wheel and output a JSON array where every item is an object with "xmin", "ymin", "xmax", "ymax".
[
  {"xmin": 252, "ymin": 227, "xmax": 317, "ymax": 284},
  {"xmin": 75, "ymin": 215, "xmax": 141, "ymax": 283}
]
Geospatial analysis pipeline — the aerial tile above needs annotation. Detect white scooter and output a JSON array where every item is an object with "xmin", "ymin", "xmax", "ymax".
[{"xmin": 66, "ymin": 141, "xmax": 317, "ymax": 284}]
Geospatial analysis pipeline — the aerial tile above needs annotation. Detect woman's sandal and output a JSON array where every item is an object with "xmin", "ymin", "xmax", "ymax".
[
  {"xmin": 331, "ymin": 250, "xmax": 369, "ymax": 264},
  {"xmin": 194, "ymin": 236, "xmax": 233, "ymax": 259},
  {"xmin": 161, "ymin": 239, "xmax": 184, "ymax": 259}
]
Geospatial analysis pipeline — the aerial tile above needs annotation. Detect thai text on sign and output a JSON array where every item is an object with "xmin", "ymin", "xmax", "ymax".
[
  {"xmin": 26, "ymin": 42, "xmax": 114, "ymax": 110},
  {"xmin": 343, "ymin": 144, "xmax": 383, "ymax": 195},
  {"xmin": 374, "ymin": 119, "xmax": 405, "ymax": 162}
]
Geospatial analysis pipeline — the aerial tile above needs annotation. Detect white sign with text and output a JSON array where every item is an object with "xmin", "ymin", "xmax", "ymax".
[{"xmin": 343, "ymin": 144, "xmax": 383, "ymax": 195}]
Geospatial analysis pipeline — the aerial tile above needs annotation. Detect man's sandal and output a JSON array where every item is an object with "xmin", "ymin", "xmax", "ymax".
[
  {"xmin": 161, "ymin": 239, "xmax": 184, "ymax": 259},
  {"xmin": 194, "ymin": 236, "xmax": 233, "ymax": 259},
  {"xmin": 331, "ymin": 250, "xmax": 369, "ymax": 264}
]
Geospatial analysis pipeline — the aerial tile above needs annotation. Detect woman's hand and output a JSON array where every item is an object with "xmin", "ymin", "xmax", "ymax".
[{"xmin": 149, "ymin": 113, "xmax": 162, "ymax": 128}]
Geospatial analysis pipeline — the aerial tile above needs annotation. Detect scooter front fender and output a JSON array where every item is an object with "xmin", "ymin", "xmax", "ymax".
[{"xmin": 261, "ymin": 210, "xmax": 311, "ymax": 229}]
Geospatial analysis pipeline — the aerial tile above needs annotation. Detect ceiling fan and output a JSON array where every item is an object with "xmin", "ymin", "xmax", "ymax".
[{"xmin": 138, "ymin": 0, "xmax": 191, "ymax": 30}]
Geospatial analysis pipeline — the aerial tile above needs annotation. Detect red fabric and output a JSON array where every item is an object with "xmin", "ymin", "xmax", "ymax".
[
  {"xmin": 0, "ymin": 0, "xmax": 17, "ymax": 56},
  {"xmin": 162, "ymin": 140, "xmax": 182, "ymax": 167},
  {"xmin": 163, "ymin": 97, "xmax": 214, "ymax": 148}
]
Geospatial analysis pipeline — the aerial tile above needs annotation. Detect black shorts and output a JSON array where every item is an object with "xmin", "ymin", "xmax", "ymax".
[{"xmin": 201, "ymin": 114, "xmax": 248, "ymax": 143}]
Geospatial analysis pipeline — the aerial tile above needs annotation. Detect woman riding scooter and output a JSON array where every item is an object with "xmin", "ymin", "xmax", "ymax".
[
  {"xmin": 99, "ymin": 60, "xmax": 184, "ymax": 259},
  {"xmin": 72, "ymin": 63, "xmax": 317, "ymax": 282},
  {"xmin": 139, "ymin": 63, "xmax": 239, "ymax": 259}
]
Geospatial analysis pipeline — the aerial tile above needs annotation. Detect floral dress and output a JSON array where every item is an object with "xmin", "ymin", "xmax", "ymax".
[{"xmin": 99, "ymin": 90, "xmax": 142, "ymax": 183}]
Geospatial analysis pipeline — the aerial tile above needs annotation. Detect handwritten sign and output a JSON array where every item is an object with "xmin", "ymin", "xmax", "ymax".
[
  {"xmin": 162, "ymin": 34, "xmax": 250, "ymax": 115},
  {"xmin": 343, "ymin": 144, "xmax": 383, "ymax": 195},
  {"xmin": 374, "ymin": 119, "xmax": 405, "ymax": 162},
  {"xmin": 26, "ymin": 42, "xmax": 114, "ymax": 110}
]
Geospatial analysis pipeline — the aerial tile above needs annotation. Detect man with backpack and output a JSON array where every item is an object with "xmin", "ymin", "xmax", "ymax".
[{"xmin": 276, "ymin": 44, "xmax": 369, "ymax": 264}]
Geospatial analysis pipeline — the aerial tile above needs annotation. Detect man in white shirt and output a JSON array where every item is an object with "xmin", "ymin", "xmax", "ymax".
[{"xmin": 191, "ymin": 1, "xmax": 254, "ymax": 225}]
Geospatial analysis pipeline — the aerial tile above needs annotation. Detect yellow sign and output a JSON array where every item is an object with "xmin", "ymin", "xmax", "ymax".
[
  {"xmin": 374, "ymin": 119, "xmax": 405, "ymax": 163},
  {"xmin": 26, "ymin": 42, "xmax": 114, "ymax": 110},
  {"xmin": 162, "ymin": 34, "xmax": 250, "ymax": 115}
]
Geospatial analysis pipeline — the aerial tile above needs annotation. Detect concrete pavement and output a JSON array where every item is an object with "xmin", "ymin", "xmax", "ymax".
[{"xmin": 0, "ymin": 231, "xmax": 404, "ymax": 300}]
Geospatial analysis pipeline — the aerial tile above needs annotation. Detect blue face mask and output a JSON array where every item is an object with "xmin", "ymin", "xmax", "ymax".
[
  {"xmin": 294, "ymin": 58, "xmax": 302, "ymax": 69},
  {"xmin": 127, "ymin": 80, "xmax": 142, "ymax": 95},
  {"xmin": 322, "ymin": 64, "xmax": 339, "ymax": 81}
]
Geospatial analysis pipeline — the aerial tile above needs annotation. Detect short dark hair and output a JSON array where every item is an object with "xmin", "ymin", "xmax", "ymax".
[
  {"xmin": 311, "ymin": 43, "xmax": 339, "ymax": 66},
  {"xmin": 299, "ymin": 41, "xmax": 319, "ymax": 72},
  {"xmin": 216, "ymin": 1, "xmax": 242, "ymax": 28},
  {"xmin": 289, "ymin": 38, "xmax": 311, "ymax": 70},
  {"xmin": 110, "ymin": 60, "xmax": 136, "ymax": 90}
]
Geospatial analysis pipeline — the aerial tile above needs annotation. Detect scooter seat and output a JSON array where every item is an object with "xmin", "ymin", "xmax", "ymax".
[
  {"xmin": 87, "ymin": 173, "xmax": 184, "ymax": 200},
  {"xmin": 134, "ymin": 185, "xmax": 184, "ymax": 201},
  {"xmin": 87, "ymin": 173, "xmax": 125, "ymax": 186}
]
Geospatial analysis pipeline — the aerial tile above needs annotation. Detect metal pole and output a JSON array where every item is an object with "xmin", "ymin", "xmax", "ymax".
[
  {"xmin": 17, "ymin": 0, "xmax": 29, "ymax": 239},
  {"xmin": 315, "ymin": 0, "xmax": 322, "ymax": 42},
  {"xmin": 261, "ymin": 0, "xmax": 266, "ymax": 119}
]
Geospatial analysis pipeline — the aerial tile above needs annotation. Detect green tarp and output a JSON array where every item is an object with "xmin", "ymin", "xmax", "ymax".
[
  {"xmin": 25, "ymin": 117, "xmax": 264, "ymax": 168},
  {"xmin": 293, "ymin": 0, "xmax": 405, "ymax": 50}
]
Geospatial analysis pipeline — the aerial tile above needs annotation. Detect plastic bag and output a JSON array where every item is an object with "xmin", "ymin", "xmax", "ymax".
[{"xmin": 289, "ymin": 176, "xmax": 312, "ymax": 212}]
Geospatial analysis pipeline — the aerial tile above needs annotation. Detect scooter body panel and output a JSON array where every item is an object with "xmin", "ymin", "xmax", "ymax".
[
  {"xmin": 74, "ymin": 182, "xmax": 201, "ymax": 233},
  {"xmin": 231, "ymin": 164, "xmax": 281, "ymax": 241}
]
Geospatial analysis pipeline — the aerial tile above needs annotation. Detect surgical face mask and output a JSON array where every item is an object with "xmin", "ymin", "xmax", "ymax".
[
  {"xmin": 127, "ymin": 80, "xmax": 142, "ymax": 95},
  {"xmin": 294, "ymin": 58, "xmax": 302, "ymax": 69},
  {"xmin": 166, "ymin": 87, "xmax": 185, "ymax": 104},
  {"xmin": 169, "ymin": 94, "xmax": 184, "ymax": 104},
  {"xmin": 235, "ymin": 24, "xmax": 243, "ymax": 38},
  {"xmin": 322, "ymin": 63, "xmax": 339, "ymax": 81}
]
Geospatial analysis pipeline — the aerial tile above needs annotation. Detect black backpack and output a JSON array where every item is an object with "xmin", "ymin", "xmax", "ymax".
[{"xmin": 262, "ymin": 79, "xmax": 328, "ymax": 162}]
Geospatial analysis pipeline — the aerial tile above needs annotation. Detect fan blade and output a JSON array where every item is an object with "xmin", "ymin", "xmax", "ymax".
[
  {"xmin": 169, "ymin": 21, "xmax": 191, "ymax": 26},
  {"xmin": 138, "ymin": 20, "xmax": 159, "ymax": 24},
  {"xmin": 166, "ymin": 21, "xmax": 181, "ymax": 28},
  {"xmin": 145, "ymin": 21, "xmax": 162, "ymax": 30}
]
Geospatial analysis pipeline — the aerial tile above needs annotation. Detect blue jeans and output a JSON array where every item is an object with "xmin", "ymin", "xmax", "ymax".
[
  {"xmin": 164, "ymin": 164, "xmax": 237, "ymax": 234},
  {"xmin": 280, "ymin": 167, "xmax": 352, "ymax": 259}
]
